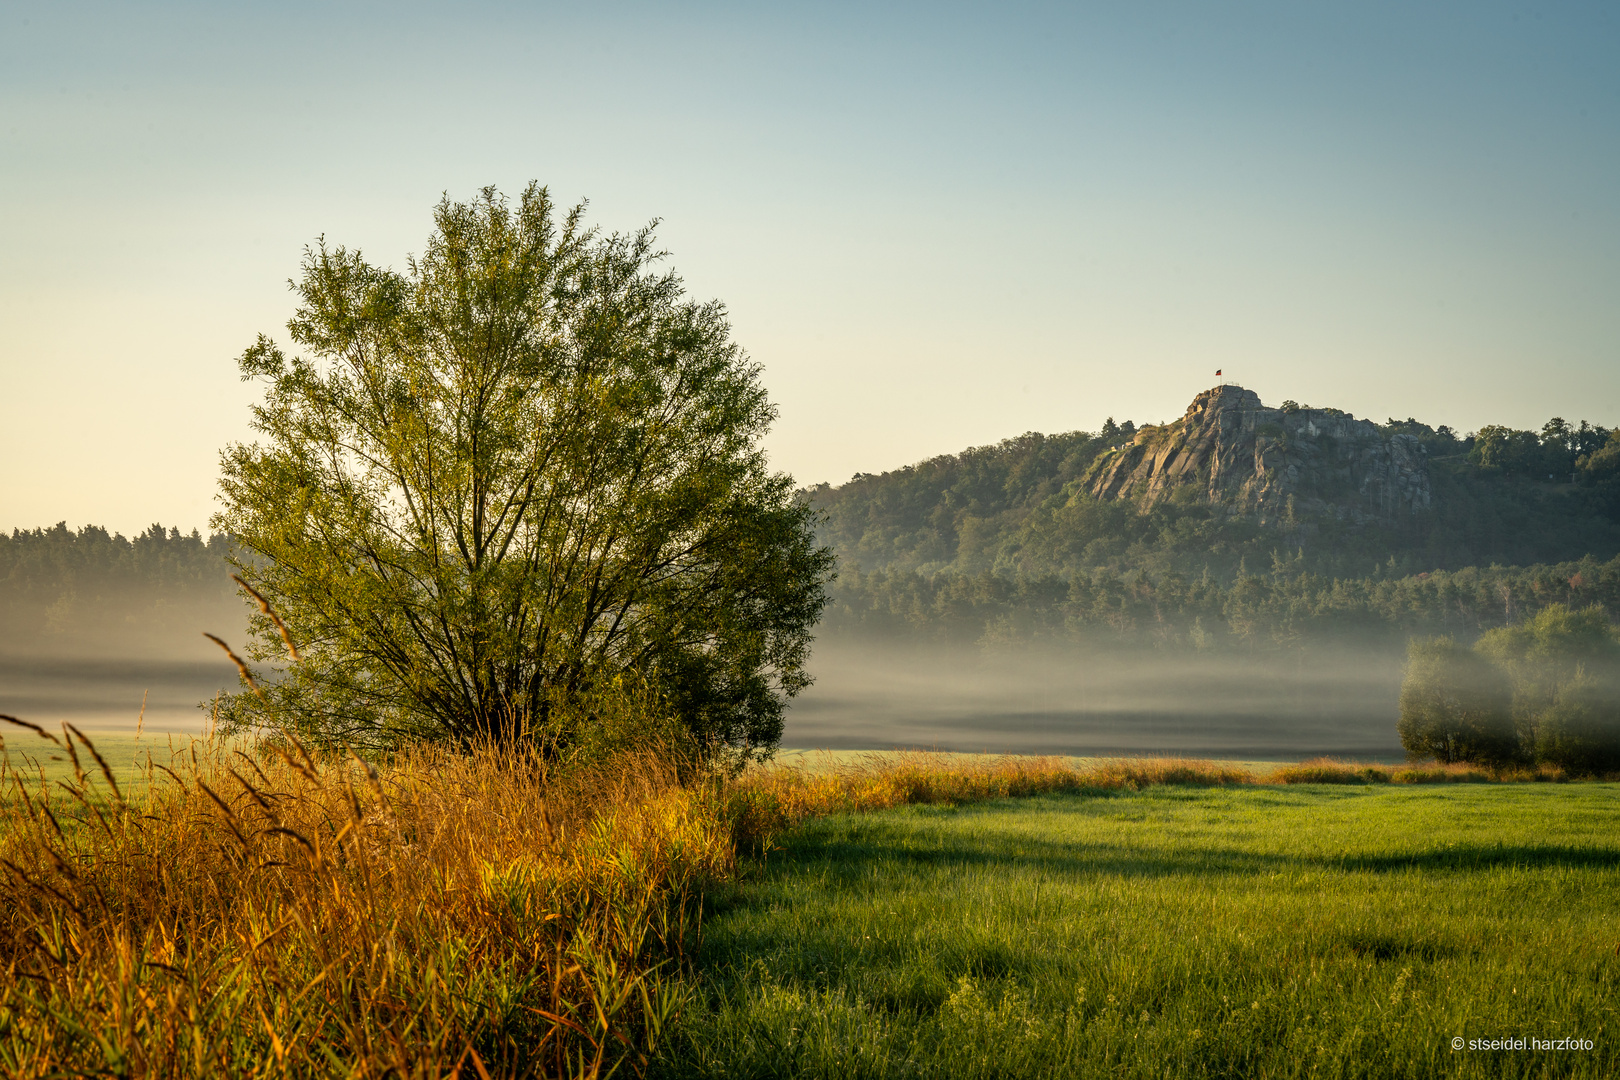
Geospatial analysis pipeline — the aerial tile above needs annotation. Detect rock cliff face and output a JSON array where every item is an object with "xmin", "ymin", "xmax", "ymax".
[{"xmin": 1085, "ymin": 385, "xmax": 1431, "ymax": 527}]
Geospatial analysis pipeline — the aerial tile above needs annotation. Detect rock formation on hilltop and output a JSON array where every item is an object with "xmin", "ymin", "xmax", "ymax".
[{"xmin": 1085, "ymin": 385, "xmax": 1431, "ymax": 528}]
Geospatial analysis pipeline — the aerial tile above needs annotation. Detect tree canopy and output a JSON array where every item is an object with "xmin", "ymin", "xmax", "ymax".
[{"xmin": 214, "ymin": 184, "xmax": 832, "ymax": 752}]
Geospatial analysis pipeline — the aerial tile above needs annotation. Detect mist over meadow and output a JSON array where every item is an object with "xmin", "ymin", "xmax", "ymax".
[
  {"xmin": 785, "ymin": 637, "xmax": 1405, "ymax": 759},
  {"xmin": 3, "ymin": 613, "xmax": 1408, "ymax": 759}
]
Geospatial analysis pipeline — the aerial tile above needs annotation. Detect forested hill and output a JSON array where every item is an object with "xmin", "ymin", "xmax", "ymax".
[
  {"xmin": 804, "ymin": 387, "xmax": 1620, "ymax": 583},
  {"xmin": 803, "ymin": 388, "xmax": 1620, "ymax": 655}
]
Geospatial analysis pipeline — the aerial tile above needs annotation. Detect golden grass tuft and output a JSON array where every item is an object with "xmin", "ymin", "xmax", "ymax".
[
  {"xmin": 0, "ymin": 726, "xmax": 731, "ymax": 1078},
  {"xmin": 1270, "ymin": 758, "xmax": 1396, "ymax": 785},
  {"xmin": 1269, "ymin": 757, "xmax": 1578, "ymax": 784},
  {"xmin": 1078, "ymin": 757, "xmax": 1256, "ymax": 789}
]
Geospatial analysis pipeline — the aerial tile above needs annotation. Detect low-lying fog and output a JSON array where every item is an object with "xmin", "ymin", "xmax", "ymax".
[
  {"xmin": 0, "ymin": 655, "xmax": 238, "ymax": 736},
  {"xmin": 1, "ymin": 635, "xmax": 1409, "ymax": 760},
  {"xmin": 783, "ymin": 638, "xmax": 1407, "ymax": 760}
]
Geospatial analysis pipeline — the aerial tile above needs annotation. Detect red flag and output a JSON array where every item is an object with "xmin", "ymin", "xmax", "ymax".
[{"xmin": 1215, "ymin": 369, "xmax": 1222, "ymax": 377}]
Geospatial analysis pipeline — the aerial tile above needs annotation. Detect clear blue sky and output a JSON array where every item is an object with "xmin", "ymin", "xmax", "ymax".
[{"xmin": 3, "ymin": 1, "xmax": 1617, "ymax": 535}]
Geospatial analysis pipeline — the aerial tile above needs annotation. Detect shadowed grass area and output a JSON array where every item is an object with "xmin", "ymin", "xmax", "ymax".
[{"xmin": 658, "ymin": 783, "xmax": 1620, "ymax": 1079}]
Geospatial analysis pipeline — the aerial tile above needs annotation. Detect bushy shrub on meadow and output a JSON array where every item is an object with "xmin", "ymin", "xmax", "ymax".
[
  {"xmin": 1534, "ymin": 680, "xmax": 1620, "ymax": 775},
  {"xmin": 1397, "ymin": 637, "xmax": 1518, "ymax": 766},
  {"xmin": 1400, "ymin": 605, "xmax": 1620, "ymax": 775}
]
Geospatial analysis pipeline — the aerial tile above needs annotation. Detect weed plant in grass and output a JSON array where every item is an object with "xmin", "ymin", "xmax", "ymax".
[
  {"xmin": 663, "ymin": 783, "xmax": 1620, "ymax": 1079},
  {"xmin": 0, "ymin": 720, "xmax": 732, "ymax": 1078}
]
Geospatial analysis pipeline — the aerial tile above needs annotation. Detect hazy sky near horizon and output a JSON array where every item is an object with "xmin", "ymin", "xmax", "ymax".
[{"xmin": 3, "ymin": 1, "xmax": 1617, "ymax": 536}]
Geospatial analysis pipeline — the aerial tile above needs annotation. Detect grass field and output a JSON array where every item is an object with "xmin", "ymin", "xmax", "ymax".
[
  {"xmin": 0, "ymin": 731, "xmax": 204, "ymax": 792},
  {"xmin": 661, "ymin": 784, "xmax": 1620, "ymax": 1079},
  {"xmin": 3, "ymin": 723, "xmax": 1614, "ymax": 1077}
]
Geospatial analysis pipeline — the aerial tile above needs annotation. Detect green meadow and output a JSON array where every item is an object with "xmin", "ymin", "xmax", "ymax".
[
  {"xmin": 661, "ymin": 783, "xmax": 1619, "ymax": 1079},
  {"xmin": 0, "ymin": 731, "xmax": 206, "ymax": 793}
]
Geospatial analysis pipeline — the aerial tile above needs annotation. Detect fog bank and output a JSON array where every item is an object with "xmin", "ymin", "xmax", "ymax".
[
  {"xmin": 0, "ymin": 657, "xmax": 238, "ymax": 735},
  {"xmin": 783, "ymin": 639, "xmax": 1407, "ymax": 760},
  {"xmin": 1, "ymin": 634, "xmax": 1410, "ymax": 760}
]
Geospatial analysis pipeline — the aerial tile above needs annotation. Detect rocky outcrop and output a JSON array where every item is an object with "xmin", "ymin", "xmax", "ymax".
[{"xmin": 1085, "ymin": 385, "xmax": 1431, "ymax": 528}]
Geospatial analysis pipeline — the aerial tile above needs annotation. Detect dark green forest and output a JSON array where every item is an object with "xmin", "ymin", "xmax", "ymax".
[{"xmin": 824, "ymin": 553, "xmax": 1620, "ymax": 655}]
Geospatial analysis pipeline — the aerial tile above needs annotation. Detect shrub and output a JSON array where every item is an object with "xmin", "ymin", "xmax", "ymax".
[
  {"xmin": 1398, "ymin": 637, "xmax": 1519, "ymax": 766},
  {"xmin": 1534, "ymin": 680, "xmax": 1620, "ymax": 775}
]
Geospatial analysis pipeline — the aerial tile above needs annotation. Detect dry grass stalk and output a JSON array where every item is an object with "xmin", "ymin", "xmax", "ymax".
[
  {"xmin": 232, "ymin": 573, "xmax": 302, "ymax": 662},
  {"xmin": 203, "ymin": 632, "xmax": 266, "ymax": 701}
]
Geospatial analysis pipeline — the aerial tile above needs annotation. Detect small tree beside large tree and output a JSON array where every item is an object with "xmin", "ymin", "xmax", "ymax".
[{"xmin": 214, "ymin": 184, "xmax": 832, "ymax": 754}]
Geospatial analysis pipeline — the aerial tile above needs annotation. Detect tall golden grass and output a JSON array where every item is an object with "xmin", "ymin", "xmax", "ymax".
[
  {"xmin": 0, "ymin": 721, "xmax": 729, "ymax": 1078},
  {"xmin": 724, "ymin": 753, "xmax": 1256, "ymax": 851},
  {"xmin": 1268, "ymin": 756, "xmax": 1580, "ymax": 784},
  {"xmin": 1, "ymin": 725, "xmax": 1604, "ymax": 1078}
]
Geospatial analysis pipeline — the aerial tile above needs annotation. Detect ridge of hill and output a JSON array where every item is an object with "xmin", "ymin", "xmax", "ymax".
[
  {"xmin": 804, "ymin": 386, "xmax": 1620, "ymax": 583},
  {"xmin": 1085, "ymin": 385, "xmax": 1430, "ymax": 526}
]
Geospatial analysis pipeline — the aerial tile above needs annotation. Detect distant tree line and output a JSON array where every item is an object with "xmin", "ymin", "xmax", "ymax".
[
  {"xmin": 823, "ymin": 554, "xmax": 1620, "ymax": 655},
  {"xmin": 0, "ymin": 523, "xmax": 240, "ymax": 657},
  {"xmin": 19, "ymin": 519, "xmax": 1618, "ymax": 663},
  {"xmin": 1399, "ymin": 604, "xmax": 1620, "ymax": 775}
]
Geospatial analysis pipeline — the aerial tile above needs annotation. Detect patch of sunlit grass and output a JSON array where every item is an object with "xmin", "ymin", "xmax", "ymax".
[
  {"xmin": 662, "ymin": 782, "xmax": 1620, "ymax": 1079},
  {"xmin": 724, "ymin": 753, "xmax": 1257, "ymax": 853}
]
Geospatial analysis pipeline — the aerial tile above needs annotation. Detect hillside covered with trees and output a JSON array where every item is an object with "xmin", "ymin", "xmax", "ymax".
[{"xmin": 806, "ymin": 387, "xmax": 1620, "ymax": 656}]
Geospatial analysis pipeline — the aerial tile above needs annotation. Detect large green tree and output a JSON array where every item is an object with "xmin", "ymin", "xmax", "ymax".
[{"xmin": 214, "ymin": 184, "xmax": 832, "ymax": 752}]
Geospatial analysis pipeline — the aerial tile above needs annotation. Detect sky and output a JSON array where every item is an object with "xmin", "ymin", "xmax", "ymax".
[{"xmin": 3, "ymin": 0, "xmax": 1617, "ymax": 537}]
